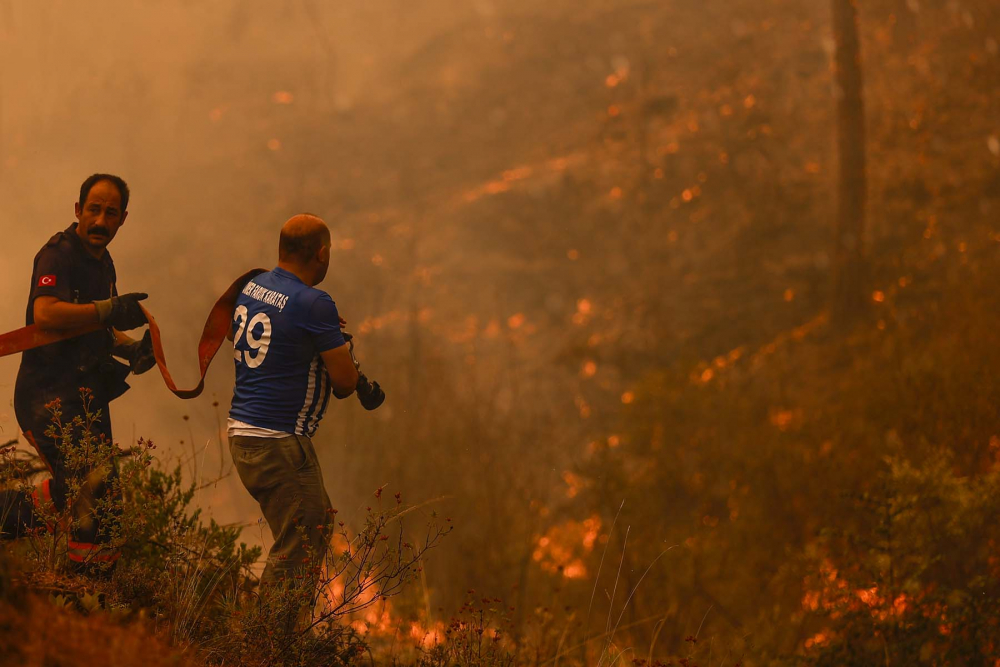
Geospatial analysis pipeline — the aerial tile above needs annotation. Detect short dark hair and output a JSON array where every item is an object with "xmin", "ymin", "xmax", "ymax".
[
  {"xmin": 79, "ymin": 173, "xmax": 130, "ymax": 211},
  {"xmin": 279, "ymin": 222, "xmax": 330, "ymax": 263}
]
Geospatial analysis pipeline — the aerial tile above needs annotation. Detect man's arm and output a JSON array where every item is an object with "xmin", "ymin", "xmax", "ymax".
[
  {"xmin": 321, "ymin": 345, "xmax": 359, "ymax": 398},
  {"xmin": 33, "ymin": 296, "xmax": 100, "ymax": 330},
  {"xmin": 34, "ymin": 293, "xmax": 147, "ymax": 332},
  {"xmin": 307, "ymin": 294, "xmax": 357, "ymax": 396}
]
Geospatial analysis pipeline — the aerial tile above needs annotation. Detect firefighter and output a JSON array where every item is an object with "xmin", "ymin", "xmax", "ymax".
[{"xmin": 1, "ymin": 173, "xmax": 154, "ymax": 570}]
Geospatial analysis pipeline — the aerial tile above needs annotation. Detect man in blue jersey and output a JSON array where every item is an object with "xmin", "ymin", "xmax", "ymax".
[{"xmin": 227, "ymin": 213, "xmax": 360, "ymax": 592}]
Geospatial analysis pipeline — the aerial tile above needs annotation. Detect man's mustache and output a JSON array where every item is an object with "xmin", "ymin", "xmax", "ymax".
[{"xmin": 89, "ymin": 226, "xmax": 110, "ymax": 237}]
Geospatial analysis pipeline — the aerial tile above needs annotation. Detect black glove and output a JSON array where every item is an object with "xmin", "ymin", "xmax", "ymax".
[
  {"xmin": 94, "ymin": 292, "xmax": 148, "ymax": 331},
  {"xmin": 115, "ymin": 330, "xmax": 156, "ymax": 375},
  {"xmin": 355, "ymin": 372, "xmax": 385, "ymax": 411}
]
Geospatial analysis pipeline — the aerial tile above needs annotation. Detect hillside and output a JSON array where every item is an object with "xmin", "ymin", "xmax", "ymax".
[{"xmin": 1, "ymin": 0, "xmax": 999, "ymax": 663}]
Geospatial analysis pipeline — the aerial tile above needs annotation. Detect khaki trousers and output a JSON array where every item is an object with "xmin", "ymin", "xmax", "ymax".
[{"xmin": 229, "ymin": 433, "xmax": 333, "ymax": 588}]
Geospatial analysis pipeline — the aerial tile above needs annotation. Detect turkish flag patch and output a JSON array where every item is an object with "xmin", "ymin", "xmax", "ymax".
[{"xmin": 37, "ymin": 275, "xmax": 56, "ymax": 287}]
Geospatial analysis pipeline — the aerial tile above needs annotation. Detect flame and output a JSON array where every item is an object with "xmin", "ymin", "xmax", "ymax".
[
  {"xmin": 800, "ymin": 561, "xmax": 939, "ymax": 650},
  {"xmin": 581, "ymin": 518, "xmax": 600, "ymax": 550},
  {"xmin": 562, "ymin": 471, "xmax": 584, "ymax": 499},
  {"xmin": 768, "ymin": 408, "xmax": 800, "ymax": 431},
  {"xmin": 502, "ymin": 166, "xmax": 533, "ymax": 182},
  {"xmin": 804, "ymin": 630, "xmax": 831, "ymax": 649},
  {"xmin": 483, "ymin": 320, "xmax": 501, "ymax": 338},
  {"xmin": 692, "ymin": 314, "xmax": 825, "ymax": 386},
  {"xmin": 409, "ymin": 621, "xmax": 445, "ymax": 648},
  {"xmin": 533, "ymin": 515, "xmax": 603, "ymax": 579},
  {"xmin": 485, "ymin": 181, "xmax": 510, "ymax": 195},
  {"xmin": 357, "ymin": 309, "xmax": 406, "ymax": 335},
  {"xmin": 459, "ymin": 153, "xmax": 583, "ymax": 203},
  {"xmin": 318, "ymin": 571, "xmax": 397, "ymax": 639},
  {"xmin": 857, "ymin": 586, "xmax": 880, "ymax": 607},
  {"xmin": 312, "ymin": 535, "xmax": 449, "ymax": 657}
]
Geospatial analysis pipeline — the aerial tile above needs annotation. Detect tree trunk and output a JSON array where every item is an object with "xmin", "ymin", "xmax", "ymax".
[{"xmin": 831, "ymin": 0, "xmax": 869, "ymax": 325}]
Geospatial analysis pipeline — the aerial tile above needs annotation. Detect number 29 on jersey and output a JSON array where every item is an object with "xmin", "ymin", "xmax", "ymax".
[{"xmin": 233, "ymin": 305, "xmax": 272, "ymax": 368}]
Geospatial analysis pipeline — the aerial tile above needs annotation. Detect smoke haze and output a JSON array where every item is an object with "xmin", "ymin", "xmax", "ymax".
[{"xmin": 2, "ymin": 0, "xmax": 999, "ymax": 661}]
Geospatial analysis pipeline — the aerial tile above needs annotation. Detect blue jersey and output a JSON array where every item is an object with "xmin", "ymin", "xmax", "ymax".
[{"xmin": 228, "ymin": 267, "xmax": 346, "ymax": 435}]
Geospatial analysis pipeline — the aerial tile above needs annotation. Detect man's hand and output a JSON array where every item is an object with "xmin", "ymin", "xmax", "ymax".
[
  {"xmin": 114, "ymin": 330, "xmax": 156, "ymax": 375},
  {"xmin": 94, "ymin": 292, "xmax": 148, "ymax": 330},
  {"xmin": 355, "ymin": 372, "xmax": 385, "ymax": 410},
  {"xmin": 333, "ymin": 331, "xmax": 384, "ymax": 409}
]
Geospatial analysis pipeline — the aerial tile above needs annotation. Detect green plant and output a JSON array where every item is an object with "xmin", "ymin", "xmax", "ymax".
[
  {"xmin": 2, "ymin": 395, "xmax": 454, "ymax": 665},
  {"xmin": 12, "ymin": 391, "xmax": 124, "ymax": 573},
  {"xmin": 799, "ymin": 451, "xmax": 1000, "ymax": 666}
]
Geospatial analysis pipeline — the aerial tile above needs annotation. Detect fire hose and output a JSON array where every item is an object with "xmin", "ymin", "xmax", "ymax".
[{"xmin": 0, "ymin": 268, "xmax": 382, "ymax": 407}]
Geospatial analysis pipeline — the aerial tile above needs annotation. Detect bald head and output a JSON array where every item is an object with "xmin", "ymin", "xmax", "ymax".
[
  {"xmin": 278, "ymin": 214, "xmax": 332, "ymax": 285},
  {"xmin": 279, "ymin": 214, "xmax": 330, "ymax": 263}
]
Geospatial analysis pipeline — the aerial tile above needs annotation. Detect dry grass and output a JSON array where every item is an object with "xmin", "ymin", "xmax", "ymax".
[{"xmin": 0, "ymin": 590, "xmax": 202, "ymax": 667}]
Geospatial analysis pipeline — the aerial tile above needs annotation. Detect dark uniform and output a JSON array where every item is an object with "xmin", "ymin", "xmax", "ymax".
[{"xmin": 4, "ymin": 222, "xmax": 131, "ymax": 565}]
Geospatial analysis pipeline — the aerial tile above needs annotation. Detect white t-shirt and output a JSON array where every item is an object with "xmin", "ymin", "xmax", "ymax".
[{"xmin": 227, "ymin": 418, "xmax": 290, "ymax": 438}]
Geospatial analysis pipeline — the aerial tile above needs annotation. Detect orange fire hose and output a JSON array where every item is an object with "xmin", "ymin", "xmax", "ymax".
[{"xmin": 0, "ymin": 268, "xmax": 266, "ymax": 400}]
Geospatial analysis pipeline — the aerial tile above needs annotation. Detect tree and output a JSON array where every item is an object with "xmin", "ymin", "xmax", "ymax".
[{"xmin": 831, "ymin": 0, "xmax": 870, "ymax": 325}]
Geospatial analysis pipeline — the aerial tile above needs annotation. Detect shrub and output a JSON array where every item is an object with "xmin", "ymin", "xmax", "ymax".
[
  {"xmin": 1, "ymin": 394, "xmax": 449, "ymax": 666},
  {"xmin": 799, "ymin": 451, "xmax": 1000, "ymax": 665}
]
